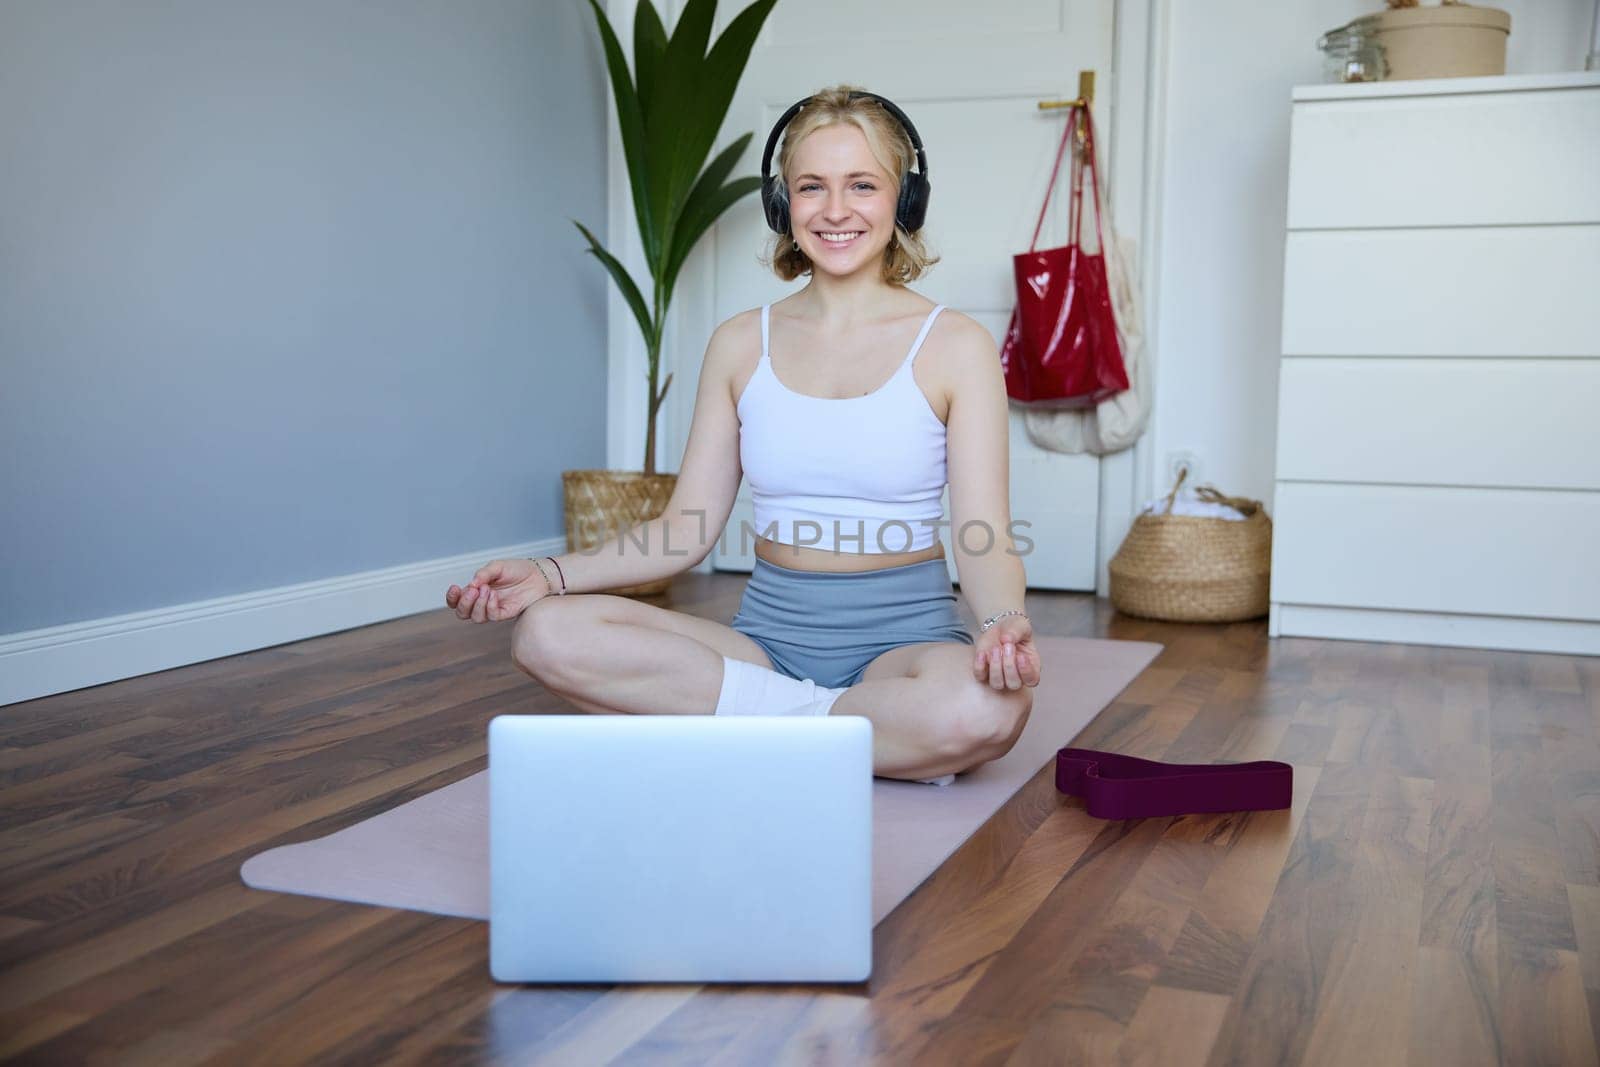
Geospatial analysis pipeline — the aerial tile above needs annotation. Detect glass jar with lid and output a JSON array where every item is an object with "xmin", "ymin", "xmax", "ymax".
[{"xmin": 1317, "ymin": 16, "xmax": 1388, "ymax": 83}]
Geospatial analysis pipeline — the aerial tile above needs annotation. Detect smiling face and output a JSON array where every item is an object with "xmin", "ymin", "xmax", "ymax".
[{"xmin": 786, "ymin": 122, "xmax": 898, "ymax": 274}]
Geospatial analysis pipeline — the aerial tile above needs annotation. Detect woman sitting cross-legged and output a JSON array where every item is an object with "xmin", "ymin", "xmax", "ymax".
[{"xmin": 443, "ymin": 84, "xmax": 1041, "ymax": 785}]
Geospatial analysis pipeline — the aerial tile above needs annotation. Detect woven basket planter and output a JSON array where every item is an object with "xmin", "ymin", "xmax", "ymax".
[
  {"xmin": 561, "ymin": 469, "xmax": 679, "ymax": 598},
  {"xmin": 1109, "ymin": 471, "xmax": 1272, "ymax": 623}
]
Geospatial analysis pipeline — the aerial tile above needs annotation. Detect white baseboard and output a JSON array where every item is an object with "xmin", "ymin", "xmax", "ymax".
[
  {"xmin": 1269, "ymin": 601, "xmax": 1600, "ymax": 657},
  {"xmin": 0, "ymin": 537, "xmax": 567, "ymax": 709}
]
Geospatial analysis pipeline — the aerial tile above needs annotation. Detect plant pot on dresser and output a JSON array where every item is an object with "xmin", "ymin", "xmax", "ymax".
[{"xmin": 1270, "ymin": 71, "xmax": 1600, "ymax": 656}]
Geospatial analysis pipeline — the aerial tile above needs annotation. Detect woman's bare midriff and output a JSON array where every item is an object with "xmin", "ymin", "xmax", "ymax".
[{"xmin": 753, "ymin": 535, "xmax": 947, "ymax": 573}]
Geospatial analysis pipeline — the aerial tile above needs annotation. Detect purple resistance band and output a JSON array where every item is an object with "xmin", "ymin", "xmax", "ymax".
[{"xmin": 1054, "ymin": 747, "xmax": 1293, "ymax": 819}]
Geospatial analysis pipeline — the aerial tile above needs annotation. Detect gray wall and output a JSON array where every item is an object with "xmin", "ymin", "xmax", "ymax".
[{"xmin": 0, "ymin": 0, "xmax": 610, "ymax": 634}]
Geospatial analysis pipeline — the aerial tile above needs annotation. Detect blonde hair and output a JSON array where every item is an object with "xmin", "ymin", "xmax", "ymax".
[{"xmin": 759, "ymin": 84, "xmax": 941, "ymax": 286}]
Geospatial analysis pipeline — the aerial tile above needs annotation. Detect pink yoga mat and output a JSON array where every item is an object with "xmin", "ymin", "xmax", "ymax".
[{"xmin": 241, "ymin": 635, "xmax": 1163, "ymax": 925}]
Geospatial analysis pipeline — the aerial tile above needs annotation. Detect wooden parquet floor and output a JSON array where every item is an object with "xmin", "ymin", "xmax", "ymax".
[{"xmin": 2, "ymin": 569, "xmax": 1597, "ymax": 1065}]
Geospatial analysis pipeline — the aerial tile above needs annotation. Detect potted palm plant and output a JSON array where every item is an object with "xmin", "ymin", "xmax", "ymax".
[{"xmin": 564, "ymin": 0, "xmax": 778, "ymax": 596}]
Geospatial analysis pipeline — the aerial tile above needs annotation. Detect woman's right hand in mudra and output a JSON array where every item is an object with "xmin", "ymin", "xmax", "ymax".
[{"xmin": 445, "ymin": 559, "xmax": 547, "ymax": 623}]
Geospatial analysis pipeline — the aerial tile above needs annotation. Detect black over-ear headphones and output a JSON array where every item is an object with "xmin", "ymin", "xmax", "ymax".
[{"xmin": 759, "ymin": 90, "xmax": 931, "ymax": 238}]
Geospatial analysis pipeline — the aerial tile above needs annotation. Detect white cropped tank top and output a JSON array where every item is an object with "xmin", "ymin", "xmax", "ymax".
[{"xmin": 736, "ymin": 302, "xmax": 949, "ymax": 554}]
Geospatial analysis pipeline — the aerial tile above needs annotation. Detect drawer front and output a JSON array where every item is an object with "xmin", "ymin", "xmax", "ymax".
[
  {"xmin": 1281, "ymin": 225, "xmax": 1600, "ymax": 357},
  {"xmin": 1287, "ymin": 87, "xmax": 1600, "ymax": 229},
  {"xmin": 1269, "ymin": 482, "xmax": 1600, "ymax": 621},
  {"xmin": 1275, "ymin": 358, "xmax": 1600, "ymax": 491}
]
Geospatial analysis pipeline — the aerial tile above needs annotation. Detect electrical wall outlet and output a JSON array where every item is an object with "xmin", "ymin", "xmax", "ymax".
[{"xmin": 1166, "ymin": 450, "xmax": 1201, "ymax": 487}]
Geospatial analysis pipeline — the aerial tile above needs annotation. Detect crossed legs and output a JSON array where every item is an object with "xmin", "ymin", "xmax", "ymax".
[{"xmin": 509, "ymin": 593, "xmax": 1032, "ymax": 782}]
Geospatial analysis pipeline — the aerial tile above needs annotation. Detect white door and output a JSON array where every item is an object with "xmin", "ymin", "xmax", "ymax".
[{"xmin": 640, "ymin": 0, "xmax": 1122, "ymax": 591}]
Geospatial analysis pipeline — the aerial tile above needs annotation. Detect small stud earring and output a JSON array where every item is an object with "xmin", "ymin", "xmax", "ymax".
[{"xmin": 791, "ymin": 239, "xmax": 799, "ymax": 250}]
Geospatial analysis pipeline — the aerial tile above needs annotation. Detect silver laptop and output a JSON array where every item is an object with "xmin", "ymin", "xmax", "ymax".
[{"xmin": 487, "ymin": 713, "xmax": 873, "ymax": 983}]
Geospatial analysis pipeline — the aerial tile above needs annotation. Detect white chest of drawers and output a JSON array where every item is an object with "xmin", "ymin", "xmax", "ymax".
[{"xmin": 1269, "ymin": 71, "xmax": 1600, "ymax": 656}]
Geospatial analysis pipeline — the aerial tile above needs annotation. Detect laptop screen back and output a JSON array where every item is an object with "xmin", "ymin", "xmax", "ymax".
[{"xmin": 488, "ymin": 714, "xmax": 873, "ymax": 983}]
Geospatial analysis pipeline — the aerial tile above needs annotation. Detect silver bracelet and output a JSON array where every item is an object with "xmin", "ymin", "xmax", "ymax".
[{"xmin": 980, "ymin": 609, "xmax": 1028, "ymax": 633}]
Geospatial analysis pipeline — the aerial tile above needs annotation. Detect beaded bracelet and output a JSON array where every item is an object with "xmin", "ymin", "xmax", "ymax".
[
  {"xmin": 980, "ymin": 608, "xmax": 1028, "ymax": 633},
  {"xmin": 528, "ymin": 556, "xmax": 567, "ymax": 596}
]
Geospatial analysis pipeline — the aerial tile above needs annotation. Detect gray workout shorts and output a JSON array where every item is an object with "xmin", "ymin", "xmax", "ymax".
[{"xmin": 729, "ymin": 554, "xmax": 975, "ymax": 689}]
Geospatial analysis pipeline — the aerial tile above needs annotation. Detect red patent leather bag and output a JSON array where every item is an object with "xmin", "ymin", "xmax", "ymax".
[{"xmin": 1000, "ymin": 104, "xmax": 1129, "ymax": 408}]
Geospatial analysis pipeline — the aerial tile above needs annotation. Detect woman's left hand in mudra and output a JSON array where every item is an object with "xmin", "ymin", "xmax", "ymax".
[{"xmin": 973, "ymin": 617, "xmax": 1041, "ymax": 690}]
